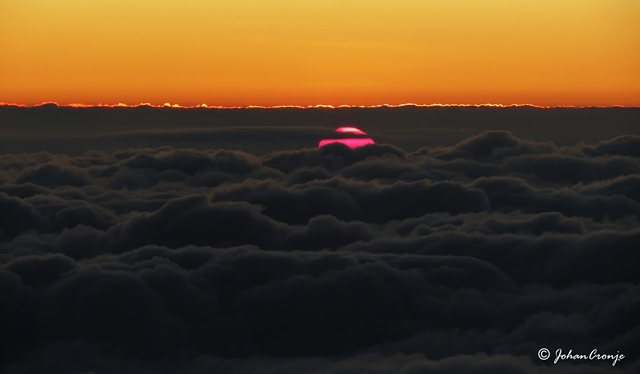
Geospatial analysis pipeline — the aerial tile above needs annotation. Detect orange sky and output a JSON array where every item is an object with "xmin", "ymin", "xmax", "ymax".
[{"xmin": 1, "ymin": 0, "xmax": 639, "ymax": 107}]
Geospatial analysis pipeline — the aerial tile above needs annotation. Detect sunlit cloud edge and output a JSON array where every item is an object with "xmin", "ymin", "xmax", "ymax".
[{"xmin": 0, "ymin": 102, "xmax": 636, "ymax": 109}]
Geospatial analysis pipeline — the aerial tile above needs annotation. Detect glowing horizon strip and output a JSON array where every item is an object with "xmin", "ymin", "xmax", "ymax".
[
  {"xmin": 0, "ymin": 102, "xmax": 636, "ymax": 109},
  {"xmin": 319, "ymin": 138, "xmax": 375, "ymax": 148},
  {"xmin": 335, "ymin": 127, "xmax": 367, "ymax": 135}
]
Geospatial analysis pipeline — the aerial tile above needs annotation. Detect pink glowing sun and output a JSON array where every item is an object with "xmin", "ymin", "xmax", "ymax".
[{"xmin": 319, "ymin": 127, "xmax": 375, "ymax": 148}]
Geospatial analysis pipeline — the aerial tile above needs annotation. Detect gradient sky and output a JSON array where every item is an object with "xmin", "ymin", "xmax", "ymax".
[{"xmin": 1, "ymin": 0, "xmax": 639, "ymax": 106}]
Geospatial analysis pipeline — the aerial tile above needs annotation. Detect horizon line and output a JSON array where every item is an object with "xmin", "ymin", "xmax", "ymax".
[{"xmin": 0, "ymin": 102, "xmax": 637, "ymax": 109}]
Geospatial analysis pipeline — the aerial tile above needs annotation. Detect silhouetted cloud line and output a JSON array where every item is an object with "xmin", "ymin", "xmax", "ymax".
[
  {"xmin": 1, "ymin": 132, "xmax": 639, "ymax": 373},
  {"xmin": 2, "ymin": 106, "xmax": 640, "ymax": 155}
]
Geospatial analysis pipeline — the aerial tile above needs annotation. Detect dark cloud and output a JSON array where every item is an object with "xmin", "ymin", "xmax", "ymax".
[
  {"xmin": 0, "ymin": 192, "xmax": 49, "ymax": 239},
  {"xmin": 583, "ymin": 135, "xmax": 640, "ymax": 158},
  {"xmin": 1, "ymin": 109, "xmax": 639, "ymax": 373},
  {"xmin": 5, "ymin": 253, "xmax": 77, "ymax": 287},
  {"xmin": 17, "ymin": 163, "xmax": 91, "ymax": 187}
]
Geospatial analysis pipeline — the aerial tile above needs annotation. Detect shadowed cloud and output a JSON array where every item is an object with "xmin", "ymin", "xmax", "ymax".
[{"xmin": 0, "ymin": 115, "xmax": 639, "ymax": 373}]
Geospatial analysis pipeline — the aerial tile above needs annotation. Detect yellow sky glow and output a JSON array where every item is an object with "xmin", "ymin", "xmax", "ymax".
[{"xmin": 1, "ymin": 0, "xmax": 639, "ymax": 106}]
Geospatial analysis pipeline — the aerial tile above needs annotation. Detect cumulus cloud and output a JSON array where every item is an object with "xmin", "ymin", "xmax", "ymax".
[{"xmin": 1, "ymin": 127, "xmax": 639, "ymax": 373}]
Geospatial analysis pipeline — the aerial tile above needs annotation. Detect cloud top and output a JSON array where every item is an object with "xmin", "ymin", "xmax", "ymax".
[{"xmin": 1, "ymin": 132, "xmax": 639, "ymax": 373}]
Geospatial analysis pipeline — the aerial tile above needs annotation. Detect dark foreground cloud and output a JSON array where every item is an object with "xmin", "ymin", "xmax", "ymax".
[{"xmin": 1, "ymin": 131, "xmax": 639, "ymax": 373}]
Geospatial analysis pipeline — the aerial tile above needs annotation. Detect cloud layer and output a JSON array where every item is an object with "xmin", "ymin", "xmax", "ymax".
[
  {"xmin": 1, "ymin": 106, "xmax": 639, "ymax": 155},
  {"xmin": 1, "ymin": 131, "xmax": 639, "ymax": 373}
]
